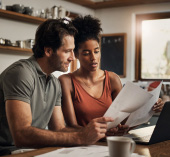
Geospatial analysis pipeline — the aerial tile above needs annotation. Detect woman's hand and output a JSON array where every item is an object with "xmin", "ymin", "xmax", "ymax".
[
  {"xmin": 152, "ymin": 98, "xmax": 164, "ymax": 113},
  {"xmin": 106, "ymin": 124, "xmax": 129, "ymax": 136}
]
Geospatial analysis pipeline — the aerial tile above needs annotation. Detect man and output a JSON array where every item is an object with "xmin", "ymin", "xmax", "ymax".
[{"xmin": 0, "ymin": 18, "xmax": 113, "ymax": 152}]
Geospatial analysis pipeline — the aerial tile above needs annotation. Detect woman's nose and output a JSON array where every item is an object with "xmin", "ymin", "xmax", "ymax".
[{"xmin": 90, "ymin": 52, "xmax": 95, "ymax": 60}]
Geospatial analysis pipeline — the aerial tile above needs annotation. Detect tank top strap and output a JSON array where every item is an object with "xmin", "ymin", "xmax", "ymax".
[
  {"xmin": 104, "ymin": 70, "xmax": 112, "ymax": 93},
  {"xmin": 68, "ymin": 73, "xmax": 78, "ymax": 84}
]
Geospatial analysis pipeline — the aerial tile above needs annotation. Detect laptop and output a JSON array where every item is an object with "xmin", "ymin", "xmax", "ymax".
[{"xmin": 125, "ymin": 101, "xmax": 170, "ymax": 145}]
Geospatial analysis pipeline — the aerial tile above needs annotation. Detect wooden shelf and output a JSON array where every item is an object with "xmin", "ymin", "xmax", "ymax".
[
  {"xmin": 0, "ymin": 9, "xmax": 79, "ymax": 24},
  {"xmin": 0, "ymin": 45, "xmax": 32, "ymax": 53},
  {"xmin": 0, "ymin": 9, "xmax": 46, "ymax": 24},
  {"xmin": 0, "ymin": 9, "xmax": 79, "ymax": 55}
]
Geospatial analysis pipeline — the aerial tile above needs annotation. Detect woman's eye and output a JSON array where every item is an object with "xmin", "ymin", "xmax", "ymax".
[
  {"xmin": 83, "ymin": 54, "xmax": 89, "ymax": 56},
  {"xmin": 83, "ymin": 52, "xmax": 89, "ymax": 56},
  {"xmin": 95, "ymin": 51, "xmax": 100, "ymax": 54}
]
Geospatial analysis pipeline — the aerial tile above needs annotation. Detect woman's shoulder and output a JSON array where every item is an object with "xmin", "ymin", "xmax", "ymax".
[
  {"xmin": 107, "ymin": 71, "xmax": 120, "ymax": 81},
  {"xmin": 106, "ymin": 71, "xmax": 122, "ymax": 93},
  {"xmin": 58, "ymin": 73, "xmax": 74, "ymax": 92},
  {"xmin": 58, "ymin": 73, "xmax": 72, "ymax": 84}
]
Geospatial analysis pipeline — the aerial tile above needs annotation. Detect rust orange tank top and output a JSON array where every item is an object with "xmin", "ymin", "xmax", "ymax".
[{"xmin": 69, "ymin": 70, "xmax": 112, "ymax": 126}]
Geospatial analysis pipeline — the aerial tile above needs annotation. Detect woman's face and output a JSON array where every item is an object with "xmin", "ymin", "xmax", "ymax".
[{"xmin": 77, "ymin": 39, "xmax": 100, "ymax": 71}]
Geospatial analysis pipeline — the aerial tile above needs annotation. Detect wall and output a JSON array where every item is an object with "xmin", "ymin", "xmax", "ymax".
[
  {"xmin": 1, "ymin": 1, "xmax": 170, "ymax": 82},
  {"xmin": 95, "ymin": 2, "xmax": 170, "ymax": 84},
  {"xmin": 0, "ymin": 0, "xmax": 94, "ymax": 77}
]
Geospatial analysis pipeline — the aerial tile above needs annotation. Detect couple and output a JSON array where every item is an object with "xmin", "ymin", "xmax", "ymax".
[{"xmin": 0, "ymin": 15, "xmax": 163, "ymax": 151}]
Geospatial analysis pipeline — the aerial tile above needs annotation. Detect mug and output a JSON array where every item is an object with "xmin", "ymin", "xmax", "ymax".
[
  {"xmin": 16, "ymin": 40, "xmax": 25, "ymax": 48},
  {"xmin": 58, "ymin": 6, "xmax": 70, "ymax": 18},
  {"xmin": 107, "ymin": 136, "xmax": 136, "ymax": 157},
  {"xmin": 51, "ymin": 5, "xmax": 58, "ymax": 19}
]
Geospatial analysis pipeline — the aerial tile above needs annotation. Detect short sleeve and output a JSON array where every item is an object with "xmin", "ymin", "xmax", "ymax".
[
  {"xmin": 3, "ymin": 64, "xmax": 34, "ymax": 104},
  {"xmin": 54, "ymin": 78, "xmax": 62, "ymax": 106}
]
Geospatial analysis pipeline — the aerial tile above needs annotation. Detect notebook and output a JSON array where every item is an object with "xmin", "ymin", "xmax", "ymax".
[{"xmin": 125, "ymin": 101, "xmax": 170, "ymax": 145}]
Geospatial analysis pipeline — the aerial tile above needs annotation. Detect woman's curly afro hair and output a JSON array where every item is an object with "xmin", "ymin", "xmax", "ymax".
[{"xmin": 72, "ymin": 15, "xmax": 102, "ymax": 56}]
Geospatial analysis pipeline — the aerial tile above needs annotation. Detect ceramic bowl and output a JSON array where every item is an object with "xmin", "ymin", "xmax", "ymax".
[
  {"xmin": 6, "ymin": 5, "xmax": 13, "ymax": 11},
  {"xmin": 12, "ymin": 4, "xmax": 25, "ymax": 13},
  {"xmin": 24, "ymin": 6, "xmax": 34, "ymax": 15}
]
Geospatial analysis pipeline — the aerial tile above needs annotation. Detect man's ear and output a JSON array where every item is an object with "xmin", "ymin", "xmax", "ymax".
[{"xmin": 44, "ymin": 47, "xmax": 53, "ymax": 57}]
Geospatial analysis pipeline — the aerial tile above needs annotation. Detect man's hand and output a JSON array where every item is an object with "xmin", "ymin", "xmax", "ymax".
[
  {"xmin": 106, "ymin": 124, "xmax": 129, "ymax": 136},
  {"xmin": 80, "ymin": 117, "xmax": 113, "ymax": 145}
]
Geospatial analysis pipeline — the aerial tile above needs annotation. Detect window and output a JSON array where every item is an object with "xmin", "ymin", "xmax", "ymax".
[{"xmin": 135, "ymin": 12, "xmax": 170, "ymax": 81}]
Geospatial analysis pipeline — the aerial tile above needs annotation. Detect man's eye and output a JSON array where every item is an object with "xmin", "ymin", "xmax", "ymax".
[{"xmin": 95, "ymin": 51, "xmax": 100, "ymax": 54}]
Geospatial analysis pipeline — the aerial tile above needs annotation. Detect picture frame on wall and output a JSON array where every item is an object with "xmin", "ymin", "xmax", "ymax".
[{"xmin": 100, "ymin": 33, "xmax": 127, "ymax": 78}]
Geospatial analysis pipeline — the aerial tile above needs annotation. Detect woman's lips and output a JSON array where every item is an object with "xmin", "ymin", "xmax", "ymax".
[{"xmin": 91, "ymin": 63, "xmax": 98, "ymax": 68}]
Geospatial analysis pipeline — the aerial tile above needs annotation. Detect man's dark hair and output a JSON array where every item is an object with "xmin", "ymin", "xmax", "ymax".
[
  {"xmin": 32, "ymin": 18, "xmax": 77, "ymax": 58},
  {"xmin": 72, "ymin": 15, "xmax": 102, "ymax": 57}
]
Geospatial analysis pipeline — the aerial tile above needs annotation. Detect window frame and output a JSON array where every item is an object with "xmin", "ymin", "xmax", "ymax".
[{"xmin": 135, "ymin": 12, "xmax": 170, "ymax": 81}]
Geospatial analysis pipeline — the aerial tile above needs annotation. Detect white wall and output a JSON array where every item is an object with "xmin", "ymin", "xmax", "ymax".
[
  {"xmin": 95, "ymin": 2, "xmax": 170, "ymax": 84},
  {"xmin": 1, "ymin": 1, "xmax": 170, "ymax": 82},
  {"xmin": 0, "ymin": 0, "xmax": 94, "ymax": 77}
]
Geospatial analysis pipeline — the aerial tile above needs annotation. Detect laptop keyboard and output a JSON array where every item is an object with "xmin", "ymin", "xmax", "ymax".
[{"xmin": 132, "ymin": 135, "xmax": 151, "ymax": 142}]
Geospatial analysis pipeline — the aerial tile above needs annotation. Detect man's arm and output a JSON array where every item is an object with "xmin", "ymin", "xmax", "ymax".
[
  {"xmin": 48, "ymin": 106, "xmax": 82, "ymax": 132},
  {"xmin": 58, "ymin": 74, "xmax": 80, "ymax": 128},
  {"xmin": 6, "ymin": 100, "xmax": 113, "ymax": 147}
]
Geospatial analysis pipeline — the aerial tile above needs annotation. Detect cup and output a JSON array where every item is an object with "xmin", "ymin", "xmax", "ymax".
[
  {"xmin": 32, "ymin": 9, "xmax": 41, "ymax": 17},
  {"xmin": 25, "ymin": 39, "xmax": 35, "ymax": 48},
  {"xmin": 51, "ymin": 6, "xmax": 58, "ymax": 19},
  {"xmin": 40, "ymin": 9, "xmax": 45, "ymax": 18},
  {"xmin": 107, "ymin": 136, "xmax": 136, "ymax": 157},
  {"xmin": 16, "ymin": 40, "xmax": 25, "ymax": 48},
  {"xmin": 58, "ymin": 6, "xmax": 70, "ymax": 18}
]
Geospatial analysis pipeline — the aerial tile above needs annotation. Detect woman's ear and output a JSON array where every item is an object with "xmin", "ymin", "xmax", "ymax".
[{"xmin": 44, "ymin": 47, "xmax": 53, "ymax": 57}]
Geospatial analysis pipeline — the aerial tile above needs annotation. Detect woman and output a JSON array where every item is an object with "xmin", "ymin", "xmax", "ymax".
[{"xmin": 59, "ymin": 15, "xmax": 163, "ymax": 135}]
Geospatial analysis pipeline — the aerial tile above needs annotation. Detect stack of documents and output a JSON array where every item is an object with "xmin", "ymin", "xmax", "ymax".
[
  {"xmin": 35, "ymin": 145, "xmax": 144, "ymax": 157},
  {"xmin": 104, "ymin": 81, "xmax": 162, "ymax": 129}
]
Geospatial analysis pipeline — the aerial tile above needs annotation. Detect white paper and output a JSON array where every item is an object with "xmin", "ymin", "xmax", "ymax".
[
  {"xmin": 35, "ymin": 145, "xmax": 144, "ymax": 157},
  {"xmin": 104, "ymin": 81, "xmax": 153, "ymax": 129},
  {"xmin": 125, "ymin": 81, "xmax": 162, "ymax": 127},
  {"xmin": 35, "ymin": 145, "xmax": 108, "ymax": 157},
  {"xmin": 11, "ymin": 149, "xmax": 35, "ymax": 154}
]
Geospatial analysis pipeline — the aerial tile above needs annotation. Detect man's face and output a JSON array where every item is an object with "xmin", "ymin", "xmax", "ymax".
[{"xmin": 49, "ymin": 35, "xmax": 75, "ymax": 72}]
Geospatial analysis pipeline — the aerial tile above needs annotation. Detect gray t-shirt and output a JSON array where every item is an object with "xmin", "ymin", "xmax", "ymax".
[{"xmin": 0, "ymin": 56, "xmax": 62, "ymax": 146}]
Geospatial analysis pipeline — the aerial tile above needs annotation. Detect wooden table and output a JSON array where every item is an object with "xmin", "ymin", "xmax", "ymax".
[{"xmin": 3, "ymin": 140, "xmax": 170, "ymax": 157}]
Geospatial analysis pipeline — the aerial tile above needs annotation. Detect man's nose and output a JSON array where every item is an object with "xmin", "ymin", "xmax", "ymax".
[{"xmin": 69, "ymin": 51, "xmax": 75, "ymax": 61}]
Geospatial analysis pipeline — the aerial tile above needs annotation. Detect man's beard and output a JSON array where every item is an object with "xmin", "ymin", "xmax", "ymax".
[{"xmin": 49, "ymin": 53, "xmax": 68, "ymax": 72}]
